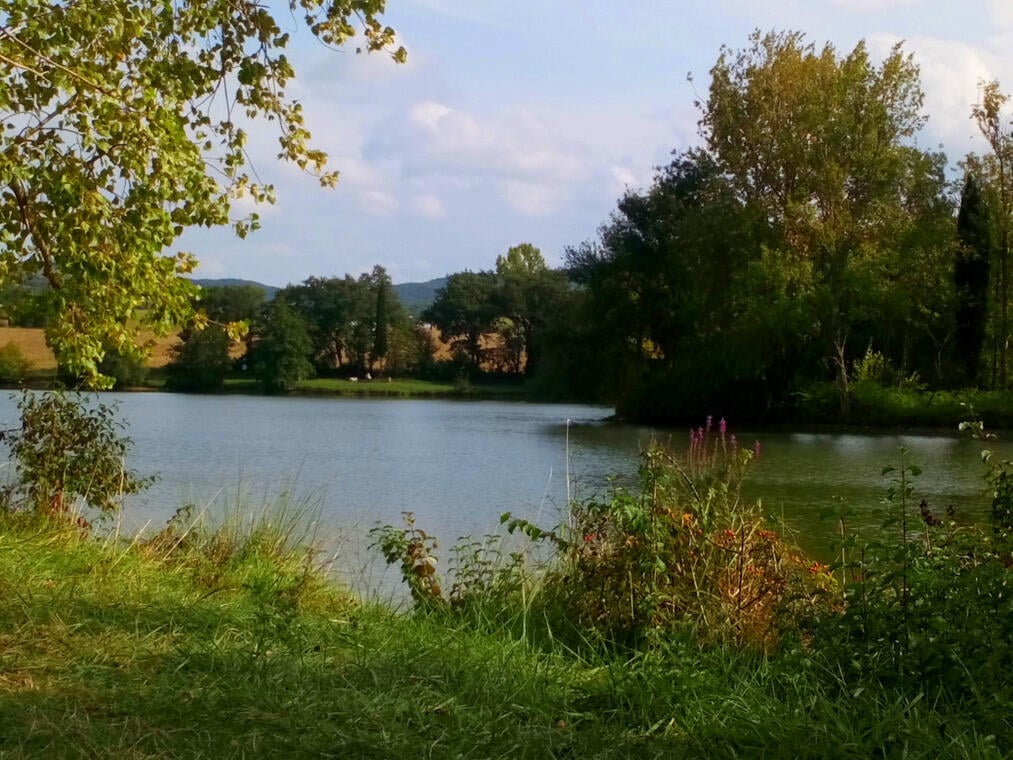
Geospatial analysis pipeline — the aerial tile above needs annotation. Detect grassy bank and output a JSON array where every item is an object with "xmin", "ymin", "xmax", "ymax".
[
  {"xmin": 0, "ymin": 512, "xmax": 1006, "ymax": 759},
  {"xmin": 794, "ymin": 381, "xmax": 1013, "ymax": 429},
  {"xmin": 219, "ymin": 376, "xmax": 529, "ymax": 400},
  {"xmin": 4, "ymin": 417, "xmax": 1013, "ymax": 760},
  {"xmin": 0, "ymin": 396, "xmax": 1009, "ymax": 756},
  {"xmin": 1, "ymin": 373, "xmax": 531, "ymax": 401}
]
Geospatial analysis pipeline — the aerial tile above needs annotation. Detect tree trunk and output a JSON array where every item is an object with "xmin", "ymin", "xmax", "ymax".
[{"xmin": 835, "ymin": 338, "xmax": 850, "ymax": 419}]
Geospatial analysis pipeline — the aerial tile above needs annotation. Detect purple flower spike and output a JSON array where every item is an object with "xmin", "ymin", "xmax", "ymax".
[
  {"xmin": 719, "ymin": 418, "xmax": 727, "ymax": 435},
  {"xmin": 706, "ymin": 415, "xmax": 713, "ymax": 432}
]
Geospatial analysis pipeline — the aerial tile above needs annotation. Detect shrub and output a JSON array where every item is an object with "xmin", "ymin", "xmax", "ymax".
[
  {"xmin": 370, "ymin": 512, "xmax": 444, "ymax": 608},
  {"xmin": 166, "ymin": 325, "xmax": 232, "ymax": 392},
  {"xmin": 809, "ymin": 437, "xmax": 1013, "ymax": 707},
  {"xmin": 505, "ymin": 421, "xmax": 826, "ymax": 649},
  {"xmin": 372, "ymin": 419, "xmax": 826, "ymax": 652},
  {"xmin": 98, "ymin": 348, "xmax": 149, "ymax": 389},
  {"xmin": 0, "ymin": 341, "xmax": 32, "ymax": 383},
  {"xmin": 1, "ymin": 390, "xmax": 154, "ymax": 518}
]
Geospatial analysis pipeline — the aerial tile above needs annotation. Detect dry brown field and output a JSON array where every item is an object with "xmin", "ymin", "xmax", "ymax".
[
  {"xmin": 0, "ymin": 327, "xmax": 179, "ymax": 370},
  {"xmin": 0, "ymin": 325, "xmax": 510, "ymax": 374}
]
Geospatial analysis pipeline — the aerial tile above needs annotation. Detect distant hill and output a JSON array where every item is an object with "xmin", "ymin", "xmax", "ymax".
[
  {"xmin": 192, "ymin": 276, "xmax": 447, "ymax": 316},
  {"xmin": 394, "ymin": 277, "xmax": 447, "ymax": 316},
  {"xmin": 192, "ymin": 278, "xmax": 280, "ymax": 300}
]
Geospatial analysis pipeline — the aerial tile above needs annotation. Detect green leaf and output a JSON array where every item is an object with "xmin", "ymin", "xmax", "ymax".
[{"xmin": 0, "ymin": 0, "xmax": 403, "ymax": 382}]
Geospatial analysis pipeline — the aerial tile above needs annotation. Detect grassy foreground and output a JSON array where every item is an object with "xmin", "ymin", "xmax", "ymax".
[{"xmin": 0, "ymin": 510, "xmax": 1006, "ymax": 760}]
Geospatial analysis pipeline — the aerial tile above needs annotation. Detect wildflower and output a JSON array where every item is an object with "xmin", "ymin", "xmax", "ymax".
[
  {"xmin": 719, "ymin": 417, "xmax": 727, "ymax": 435},
  {"xmin": 807, "ymin": 561, "xmax": 826, "ymax": 574},
  {"xmin": 706, "ymin": 415, "xmax": 713, "ymax": 432},
  {"xmin": 583, "ymin": 533, "xmax": 596, "ymax": 543},
  {"xmin": 753, "ymin": 440, "xmax": 762, "ymax": 458}
]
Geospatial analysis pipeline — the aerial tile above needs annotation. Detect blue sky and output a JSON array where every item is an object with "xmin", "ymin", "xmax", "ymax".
[{"xmin": 183, "ymin": 0, "xmax": 1013, "ymax": 287}]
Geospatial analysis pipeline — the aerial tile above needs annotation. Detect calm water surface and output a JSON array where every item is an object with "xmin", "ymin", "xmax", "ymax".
[{"xmin": 0, "ymin": 393, "xmax": 1002, "ymax": 585}]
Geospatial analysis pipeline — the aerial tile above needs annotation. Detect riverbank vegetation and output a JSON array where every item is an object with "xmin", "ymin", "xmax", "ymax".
[{"xmin": 1, "ymin": 404, "xmax": 1010, "ymax": 757}]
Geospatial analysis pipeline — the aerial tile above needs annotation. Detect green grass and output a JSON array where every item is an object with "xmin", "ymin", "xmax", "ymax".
[
  {"xmin": 797, "ymin": 381, "xmax": 1013, "ymax": 428},
  {"xmin": 297, "ymin": 377, "xmax": 461, "ymax": 395},
  {"xmin": 217, "ymin": 376, "xmax": 528, "ymax": 399},
  {"xmin": 0, "ymin": 510, "xmax": 1007, "ymax": 758}
]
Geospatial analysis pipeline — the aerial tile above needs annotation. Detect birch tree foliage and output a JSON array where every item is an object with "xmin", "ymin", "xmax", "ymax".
[{"xmin": 0, "ymin": 0, "xmax": 404, "ymax": 385}]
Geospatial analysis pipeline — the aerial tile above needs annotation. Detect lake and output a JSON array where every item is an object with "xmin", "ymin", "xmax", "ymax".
[{"xmin": 0, "ymin": 392, "xmax": 1002, "ymax": 591}]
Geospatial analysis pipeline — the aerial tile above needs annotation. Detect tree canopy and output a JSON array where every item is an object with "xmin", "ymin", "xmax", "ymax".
[
  {"xmin": 0, "ymin": 0, "xmax": 403, "ymax": 385},
  {"xmin": 549, "ymin": 30, "xmax": 958, "ymax": 421}
]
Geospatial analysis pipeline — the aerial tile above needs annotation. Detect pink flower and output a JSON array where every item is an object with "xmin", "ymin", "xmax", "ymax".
[{"xmin": 719, "ymin": 418, "xmax": 727, "ymax": 435}]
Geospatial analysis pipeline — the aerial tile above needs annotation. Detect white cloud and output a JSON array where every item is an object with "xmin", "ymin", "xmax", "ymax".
[
  {"xmin": 610, "ymin": 165, "xmax": 650, "ymax": 195},
  {"xmin": 867, "ymin": 33, "xmax": 995, "ymax": 154},
  {"xmin": 332, "ymin": 154, "xmax": 386, "ymax": 188},
  {"xmin": 829, "ymin": 0, "xmax": 921, "ymax": 10},
  {"xmin": 412, "ymin": 193, "xmax": 446, "ymax": 218},
  {"xmin": 988, "ymin": 0, "xmax": 1013, "ymax": 29},
  {"xmin": 401, "ymin": 100, "xmax": 594, "ymax": 182},
  {"xmin": 230, "ymin": 191, "xmax": 280, "ymax": 218},
  {"xmin": 502, "ymin": 181, "xmax": 566, "ymax": 216},
  {"xmin": 361, "ymin": 189, "xmax": 399, "ymax": 215},
  {"xmin": 410, "ymin": 101, "xmax": 454, "ymax": 131}
]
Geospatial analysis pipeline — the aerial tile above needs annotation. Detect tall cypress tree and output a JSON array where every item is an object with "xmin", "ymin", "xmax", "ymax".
[
  {"xmin": 371, "ymin": 267, "xmax": 390, "ymax": 372},
  {"xmin": 955, "ymin": 174, "xmax": 993, "ymax": 385}
]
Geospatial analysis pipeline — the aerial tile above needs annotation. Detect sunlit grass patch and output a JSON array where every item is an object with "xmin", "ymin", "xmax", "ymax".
[{"xmin": 296, "ymin": 377, "xmax": 460, "ymax": 395}]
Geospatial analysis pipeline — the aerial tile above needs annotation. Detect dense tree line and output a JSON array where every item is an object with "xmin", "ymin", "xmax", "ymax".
[
  {"xmin": 10, "ymin": 17, "xmax": 1013, "ymax": 422},
  {"xmin": 533, "ymin": 32, "xmax": 1012, "ymax": 422},
  {"xmin": 421, "ymin": 244, "xmax": 570, "ymax": 378},
  {"xmin": 166, "ymin": 247, "xmax": 571, "ymax": 393},
  {"xmin": 399, "ymin": 32, "xmax": 1013, "ymax": 423},
  {"xmin": 167, "ymin": 266, "xmax": 434, "ymax": 393}
]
